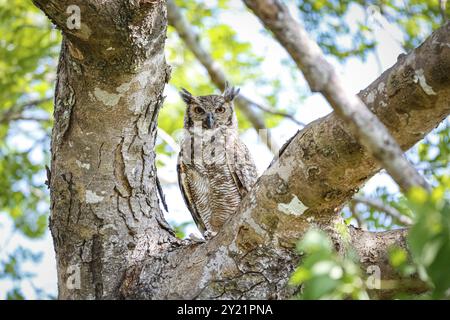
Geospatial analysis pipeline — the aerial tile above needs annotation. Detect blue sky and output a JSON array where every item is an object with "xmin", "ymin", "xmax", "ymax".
[{"xmin": 0, "ymin": 1, "xmax": 408, "ymax": 299}]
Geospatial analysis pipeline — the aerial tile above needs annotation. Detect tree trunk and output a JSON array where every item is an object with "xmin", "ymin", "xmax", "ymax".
[
  {"xmin": 35, "ymin": 0, "xmax": 172, "ymax": 299},
  {"xmin": 33, "ymin": 0, "xmax": 450, "ymax": 299}
]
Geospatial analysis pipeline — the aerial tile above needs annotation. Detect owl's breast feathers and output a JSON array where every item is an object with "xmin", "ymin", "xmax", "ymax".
[
  {"xmin": 177, "ymin": 131, "xmax": 257, "ymax": 235},
  {"xmin": 177, "ymin": 158, "xmax": 208, "ymax": 234}
]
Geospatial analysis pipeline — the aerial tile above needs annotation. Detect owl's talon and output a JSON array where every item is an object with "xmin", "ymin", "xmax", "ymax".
[{"xmin": 203, "ymin": 230, "xmax": 217, "ymax": 240}]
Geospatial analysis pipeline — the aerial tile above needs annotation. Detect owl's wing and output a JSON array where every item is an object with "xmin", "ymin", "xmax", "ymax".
[
  {"xmin": 177, "ymin": 155, "xmax": 207, "ymax": 235},
  {"xmin": 229, "ymin": 141, "xmax": 258, "ymax": 197}
]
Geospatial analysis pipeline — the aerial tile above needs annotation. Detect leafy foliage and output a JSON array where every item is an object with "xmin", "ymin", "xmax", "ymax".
[
  {"xmin": 405, "ymin": 184, "xmax": 450, "ymax": 299},
  {"xmin": 290, "ymin": 230, "xmax": 370, "ymax": 299},
  {"xmin": 296, "ymin": 0, "xmax": 449, "ymax": 60},
  {"xmin": 172, "ymin": 221, "xmax": 193, "ymax": 239},
  {"xmin": 296, "ymin": 0, "xmax": 376, "ymax": 60},
  {"xmin": 292, "ymin": 183, "xmax": 450, "ymax": 300},
  {"xmin": 417, "ymin": 119, "xmax": 449, "ymax": 182},
  {"xmin": 0, "ymin": 147, "xmax": 48, "ymax": 237},
  {"xmin": 0, "ymin": 0, "xmax": 58, "ymax": 299},
  {"xmin": 0, "ymin": 247, "xmax": 42, "ymax": 300},
  {"xmin": 0, "ymin": 0, "xmax": 58, "ymax": 135}
]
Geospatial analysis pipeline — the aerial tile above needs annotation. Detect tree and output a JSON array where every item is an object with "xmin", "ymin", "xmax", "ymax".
[
  {"xmin": 1, "ymin": 0, "xmax": 448, "ymax": 299},
  {"xmin": 0, "ymin": 0, "xmax": 58, "ymax": 299}
]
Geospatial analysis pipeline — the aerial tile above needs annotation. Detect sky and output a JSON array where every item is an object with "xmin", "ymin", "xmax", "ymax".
[{"xmin": 0, "ymin": 1, "xmax": 408, "ymax": 299}]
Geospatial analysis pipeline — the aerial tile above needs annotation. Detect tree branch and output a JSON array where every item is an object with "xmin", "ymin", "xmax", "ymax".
[
  {"xmin": 349, "ymin": 227, "xmax": 428, "ymax": 296},
  {"xmin": 166, "ymin": 0, "xmax": 286, "ymax": 153},
  {"xmin": 240, "ymin": 95, "xmax": 305, "ymax": 126},
  {"xmin": 34, "ymin": 0, "xmax": 173, "ymax": 299},
  {"xmin": 8, "ymin": 116, "xmax": 51, "ymax": 122},
  {"xmin": 243, "ymin": 0, "xmax": 430, "ymax": 193},
  {"xmin": 0, "ymin": 97, "xmax": 51, "ymax": 125},
  {"xmin": 352, "ymin": 195, "xmax": 413, "ymax": 226},
  {"xmin": 123, "ymin": 21, "xmax": 450, "ymax": 299}
]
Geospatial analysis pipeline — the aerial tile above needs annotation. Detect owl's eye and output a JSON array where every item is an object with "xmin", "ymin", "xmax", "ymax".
[
  {"xmin": 194, "ymin": 107, "xmax": 205, "ymax": 114},
  {"xmin": 216, "ymin": 106, "xmax": 226, "ymax": 113}
]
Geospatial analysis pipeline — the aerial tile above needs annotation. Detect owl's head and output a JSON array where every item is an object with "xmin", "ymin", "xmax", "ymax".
[{"xmin": 180, "ymin": 83, "xmax": 240, "ymax": 130}]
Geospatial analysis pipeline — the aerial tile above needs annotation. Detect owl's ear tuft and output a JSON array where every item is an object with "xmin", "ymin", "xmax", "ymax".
[
  {"xmin": 223, "ymin": 81, "xmax": 240, "ymax": 102},
  {"xmin": 180, "ymin": 88, "xmax": 195, "ymax": 104}
]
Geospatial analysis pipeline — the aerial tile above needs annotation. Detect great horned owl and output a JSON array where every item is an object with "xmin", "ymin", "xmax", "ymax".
[{"xmin": 177, "ymin": 83, "xmax": 258, "ymax": 238}]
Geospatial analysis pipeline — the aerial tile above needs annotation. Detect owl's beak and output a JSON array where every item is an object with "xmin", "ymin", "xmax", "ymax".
[{"xmin": 205, "ymin": 112, "xmax": 214, "ymax": 129}]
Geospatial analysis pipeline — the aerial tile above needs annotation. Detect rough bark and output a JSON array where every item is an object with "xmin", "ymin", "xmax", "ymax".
[
  {"xmin": 121, "ymin": 23, "xmax": 450, "ymax": 298},
  {"xmin": 33, "ymin": 0, "xmax": 173, "ymax": 299},
  {"xmin": 243, "ymin": 0, "xmax": 430, "ymax": 192},
  {"xmin": 349, "ymin": 227, "xmax": 429, "ymax": 297},
  {"xmin": 34, "ymin": 0, "xmax": 450, "ymax": 300}
]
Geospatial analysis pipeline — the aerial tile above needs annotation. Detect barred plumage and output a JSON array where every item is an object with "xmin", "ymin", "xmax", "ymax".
[{"xmin": 177, "ymin": 83, "xmax": 258, "ymax": 237}]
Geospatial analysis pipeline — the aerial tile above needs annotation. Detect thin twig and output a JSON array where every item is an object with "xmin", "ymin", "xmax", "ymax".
[
  {"xmin": 349, "ymin": 201, "xmax": 367, "ymax": 229},
  {"xmin": 241, "ymin": 95, "xmax": 305, "ymax": 126},
  {"xmin": 352, "ymin": 195, "xmax": 413, "ymax": 226},
  {"xmin": 8, "ymin": 115, "xmax": 51, "ymax": 122},
  {"xmin": 0, "ymin": 97, "xmax": 52, "ymax": 124}
]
